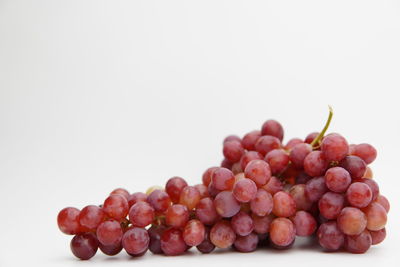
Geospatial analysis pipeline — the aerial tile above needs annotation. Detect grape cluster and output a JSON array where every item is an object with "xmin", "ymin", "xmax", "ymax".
[{"xmin": 57, "ymin": 108, "xmax": 390, "ymax": 260}]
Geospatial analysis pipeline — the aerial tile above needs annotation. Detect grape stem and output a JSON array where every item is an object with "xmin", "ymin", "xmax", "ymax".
[{"xmin": 310, "ymin": 106, "xmax": 333, "ymax": 149}]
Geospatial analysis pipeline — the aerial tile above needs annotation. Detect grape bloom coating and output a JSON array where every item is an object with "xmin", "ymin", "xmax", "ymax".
[{"xmin": 57, "ymin": 107, "xmax": 389, "ymax": 260}]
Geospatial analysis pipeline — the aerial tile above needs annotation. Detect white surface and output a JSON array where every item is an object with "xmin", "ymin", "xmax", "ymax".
[{"xmin": 1, "ymin": 0, "xmax": 399, "ymax": 266}]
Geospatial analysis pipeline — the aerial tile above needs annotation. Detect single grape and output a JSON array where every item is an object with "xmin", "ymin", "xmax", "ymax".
[
  {"xmin": 147, "ymin": 189, "xmax": 171, "ymax": 213},
  {"xmin": 289, "ymin": 143, "xmax": 312, "ymax": 169},
  {"xmin": 231, "ymin": 211, "xmax": 254, "ymax": 236},
  {"xmin": 195, "ymin": 197, "xmax": 219, "ymax": 225},
  {"xmin": 210, "ymin": 220, "xmax": 236, "ymax": 248},
  {"xmin": 99, "ymin": 242, "xmax": 122, "ymax": 256},
  {"xmin": 321, "ymin": 133, "xmax": 349, "ymax": 162},
  {"xmin": 70, "ymin": 233, "xmax": 98, "ymax": 260},
  {"xmin": 304, "ymin": 132, "xmax": 319, "ymax": 144},
  {"xmin": 255, "ymin": 135, "xmax": 281, "ymax": 156},
  {"xmin": 284, "ymin": 138, "xmax": 303, "ymax": 151},
  {"xmin": 148, "ymin": 224, "xmax": 167, "ymax": 254},
  {"xmin": 250, "ymin": 189, "xmax": 273, "ymax": 216},
  {"xmin": 262, "ymin": 176, "xmax": 283, "ymax": 195},
  {"xmin": 202, "ymin": 167, "xmax": 218, "ymax": 186},
  {"xmin": 242, "ymin": 130, "xmax": 262, "ymax": 151},
  {"xmin": 194, "ymin": 184, "xmax": 209, "ymax": 199},
  {"xmin": 221, "ymin": 158, "xmax": 233, "ymax": 169},
  {"xmin": 183, "ymin": 219, "xmax": 206, "ymax": 246},
  {"xmin": 214, "ymin": 191, "xmax": 240, "ymax": 218},
  {"xmin": 127, "ymin": 192, "xmax": 148, "ymax": 207},
  {"xmin": 261, "ymin": 119, "xmax": 284, "ymax": 141},
  {"xmin": 223, "ymin": 135, "xmax": 241, "ymax": 144},
  {"xmin": 196, "ymin": 227, "xmax": 215, "ymax": 253},
  {"xmin": 165, "ymin": 176, "xmax": 188, "ymax": 203},
  {"xmin": 110, "ymin": 188, "xmax": 130, "ymax": 200},
  {"xmin": 337, "ymin": 207, "xmax": 367, "ymax": 235},
  {"xmin": 179, "ymin": 186, "xmax": 201, "ymax": 210},
  {"xmin": 289, "ymin": 184, "xmax": 312, "ymax": 211},
  {"xmin": 165, "ymin": 204, "xmax": 189, "ymax": 228},
  {"xmin": 292, "ymin": 211, "xmax": 317, "ymax": 236},
  {"xmin": 96, "ymin": 220, "xmax": 123, "ymax": 246},
  {"xmin": 305, "ymin": 176, "xmax": 327, "ymax": 202},
  {"xmin": 122, "ymin": 227, "xmax": 149, "ymax": 256},
  {"xmin": 317, "ymin": 221, "xmax": 344, "ymax": 251},
  {"xmin": 272, "ymin": 191, "xmax": 296, "ymax": 217},
  {"xmin": 211, "ymin": 167, "xmax": 235, "ymax": 191},
  {"xmin": 78, "ymin": 205, "xmax": 105, "ymax": 231},
  {"xmin": 345, "ymin": 230, "xmax": 372, "ymax": 254},
  {"xmin": 351, "ymin": 143, "xmax": 377, "ymax": 164},
  {"xmin": 318, "ymin": 192, "xmax": 344, "ymax": 219},
  {"xmin": 223, "ymin": 140, "xmax": 245, "ymax": 163},
  {"xmin": 233, "ymin": 233, "xmax": 258, "ymax": 253},
  {"xmin": 269, "ymin": 218, "xmax": 296, "ymax": 247},
  {"xmin": 369, "ymin": 228, "xmax": 386, "ymax": 245},
  {"xmin": 57, "ymin": 207, "xmax": 81, "ymax": 235},
  {"xmin": 358, "ymin": 178, "xmax": 379, "ymax": 201},
  {"xmin": 339, "ymin": 155, "xmax": 367, "ymax": 179},
  {"xmin": 161, "ymin": 228, "xmax": 187, "ymax": 256},
  {"xmin": 244, "ymin": 159, "xmax": 272, "ymax": 186},
  {"xmin": 129, "ymin": 202, "xmax": 155, "ymax": 228},
  {"xmin": 240, "ymin": 151, "xmax": 263, "ymax": 170},
  {"xmin": 346, "ymin": 182, "xmax": 372, "ymax": 208},
  {"xmin": 265, "ymin": 149, "xmax": 290, "ymax": 174},
  {"xmin": 233, "ymin": 178, "xmax": 257, "ymax": 203},
  {"xmin": 375, "ymin": 195, "xmax": 390, "ymax": 213},
  {"xmin": 252, "ymin": 214, "xmax": 273, "ymax": 234},
  {"xmin": 362, "ymin": 202, "xmax": 387, "ymax": 231},
  {"xmin": 304, "ymin": 151, "xmax": 328, "ymax": 177},
  {"xmin": 324, "ymin": 167, "xmax": 351, "ymax": 193},
  {"xmin": 103, "ymin": 194, "xmax": 129, "ymax": 220}
]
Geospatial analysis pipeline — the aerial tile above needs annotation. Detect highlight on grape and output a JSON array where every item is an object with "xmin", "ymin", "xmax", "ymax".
[{"xmin": 57, "ymin": 107, "xmax": 389, "ymax": 260}]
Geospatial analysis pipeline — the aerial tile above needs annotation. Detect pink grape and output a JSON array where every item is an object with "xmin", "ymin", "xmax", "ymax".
[
  {"xmin": 345, "ymin": 230, "xmax": 372, "ymax": 254},
  {"xmin": 183, "ymin": 219, "xmax": 206, "ymax": 246},
  {"xmin": 261, "ymin": 119, "xmax": 284, "ymax": 141},
  {"xmin": 244, "ymin": 159, "xmax": 272, "ymax": 186},
  {"xmin": 369, "ymin": 228, "xmax": 386, "ymax": 245},
  {"xmin": 223, "ymin": 140, "xmax": 245, "ymax": 163},
  {"xmin": 272, "ymin": 191, "xmax": 296, "ymax": 217},
  {"xmin": 214, "ymin": 191, "xmax": 240, "ymax": 218},
  {"xmin": 161, "ymin": 228, "xmax": 187, "ymax": 256},
  {"xmin": 317, "ymin": 221, "xmax": 344, "ymax": 251},
  {"xmin": 223, "ymin": 135, "xmax": 241, "ymax": 144},
  {"xmin": 304, "ymin": 151, "xmax": 328, "ymax": 177},
  {"xmin": 233, "ymin": 178, "xmax": 257, "ymax": 203},
  {"xmin": 289, "ymin": 143, "xmax": 312, "ymax": 169},
  {"xmin": 96, "ymin": 220, "xmax": 123, "ymax": 246},
  {"xmin": 231, "ymin": 211, "xmax": 254, "ymax": 236},
  {"xmin": 210, "ymin": 220, "xmax": 236, "ymax": 248},
  {"xmin": 375, "ymin": 195, "xmax": 390, "ymax": 213},
  {"xmin": 262, "ymin": 176, "xmax": 283, "ymax": 195},
  {"xmin": 269, "ymin": 218, "xmax": 296, "ymax": 247},
  {"xmin": 284, "ymin": 138, "xmax": 303, "ymax": 151},
  {"xmin": 265, "ymin": 149, "xmax": 290, "ymax": 174},
  {"xmin": 321, "ymin": 133, "xmax": 349, "ymax": 162},
  {"xmin": 292, "ymin": 211, "xmax": 317, "ymax": 236},
  {"xmin": 202, "ymin": 167, "xmax": 218, "ymax": 186},
  {"xmin": 147, "ymin": 190, "xmax": 171, "ymax": 212},
  {"xmin": 195, "ymin": 197, "xmax": 219, "ymax": 225},
  {"xmin": 110, "ymin": 188, "xmax": 130, "ymax": 200},
  {"xmin": 194, "ymin": 184, "xmax": 209, "ymax": 199},
  {"xmin": 252, "ymin": 214, "xmax": 273, "ymax": 234},
  {"xmin": 250, "ymin": 189, "xmax": 273, "ymax": 216},
  {"xmin": 255, "ymin": 135, "xmax": 281, "ymax": 156},
  {"xmin": 211, "ymin": 167, "xmax": 235, "ymax": 191},
  {"xmin": 324, "ymin": 167, "xmax": 351, "ymax": 193},
  {"xmin": 242, "ymin": 130, "xmax": 261, "ymax": 151},
  {"xmin": 289, "ymin": 184, "xmax": 312, "ymax": 211},
  {"xmin": 337, "ymin": 207, "xmax": 367, "ymax": 235},
  {"xmin": 122, "ymin": 227, "xmax": 149, "ymax": 256},
  {"xmin": 99, "ymin": 242, "xmax": 122, "ymax": 256},
  {"xmin": 127, "ymin": 192, "xmax": 147, "ymax": 207},
  {"xmin": 240, "ymin": 151, "xmax": 263, "ymax": 170},
  {"xmin": 129, "ymin": 202, "xmax": 155, "ymax": 228},
  {"xmin": 305, "ymin": 176, "xmax": 327, "ymax": 202},
  {"xmin": 346, "ymin": 182, "xmax": 372, "ymax": 208},
  {"xmin": 318, "ymin": 192, "xmax": 344, "ymax": 219}
]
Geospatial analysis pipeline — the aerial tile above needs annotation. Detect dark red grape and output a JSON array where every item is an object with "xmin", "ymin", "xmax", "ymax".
[
  {"xmin": 70, "ymin": 233, "xmax": 98, "ymax": 260},
  {"xmin": 242, "ymin": 130, "xmax": 261, "ymax": 151},
  {"xmin": 289, "ymin": 143, "xmax": 312, "ymax": 169},
  {"xmin": 196, "ymin": 227, "xmax": 215, "ymax": 253},
  {"xmin": 305, "ymin": 132, "xmax": 319, "ymax": 144},
  {"xmin": 252, "ymin": 214, "xmax": 273, "ymax": 234},
  {"xmin": 148, "ymin": 224, "xmax": 167, "ymax": 254},
  {"xmin": 346, "ymin": 182, "xmax": 372, "ymax": 208},
  {"xmin": 296, "ymin": 172, "xmax": 311, "ymax": 184},
  {"xmin": 231, "ymin": 211, "xmax": 254, "ymax": 236},
  {"xmin": 345, "ymin": 230, "xmax": 372, "ymax": 254},
  {"xmin": 233, "ymin": 233, "xmax": 258, "ymax": 252},
  {"xmin": 161, "ymin": 228, "xmax": 187, "ymax": 256},
  {"xmin": 305, "ymin": 176, "xmax": 327, "ymax": 202},
  {"xmin": 318, "ymin": 192, "xmax": 344, "ymax": 219},
  {"xmin": 122, "ymin": 227, "xmax": 149, "ymax": 256},
  {"xmin": 370, "ymin": 228, "xmax": 386, "ymax": 245},
  {"xmin": 339, "ymin": 156, "xmax": 367, "ymax": 179},
  {"xmin": 165, "ymin": 176, "xmax": 188, "ymax": 203},
  {"xmin": 99, "ymin": 242, "xmax": 122, "ymax": 256}
]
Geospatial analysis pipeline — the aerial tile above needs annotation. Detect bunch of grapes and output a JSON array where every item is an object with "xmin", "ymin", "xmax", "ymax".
[{"xmin": 57, "ymin": 107, "xmax": 389, "ymax": 260}]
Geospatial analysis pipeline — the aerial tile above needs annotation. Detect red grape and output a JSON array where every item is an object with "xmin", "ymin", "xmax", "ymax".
[
  {"xmin": 79, "ymin": 205, "xmax": 105, "ymax": 231},
  {"xmin": 165, "ymin": 204, "xmax": 189, "ymax": 228},
  {"xmin": 304, "ymin": 151, "xmax": 328, "ymax": 177},
  {"xmin": 127, "ymin": 192, "xmax": 147, "ymax": 207},
  {"xmin": 240, "ymin": 151, "xmax": 263, "ymax": 170},
  {"xmin": 250, "ymin": 189, "xmax": 273, "ymax": 216},
  {"xmin": 363, "ymin": 166, "xmax": 373, "ymax": 179},
  {"xmin": 183, "ymin": 219, "xmax": 205, "ymax": 246},
  {"xmin": 96, "ymin": 220, "xmax": 123, "ymax": 246},
  {"xmin": 122, "ymin": 227, "xmax": 149, "ymax": 256},
  {"xmin": 194, "ymin": 184, "xmax": 209, "ymax": 199},
  {"xmin": 70, "ymin": 233, "xmax": 98, "ymax": 260},
  {"xmin": 147, "ymin": 189, "xmax": 171, "ymax": 212},
  {"xmin": 214, "ymin": 191, "xmax": 240, "ymax": 218},
  {"xmin": 375, "ymin": 195, "xmax": 390, "ymax": 213},
  {"xmin": 351, "ymin": 143, "xmax": 377, "ymax": 164},
  {"xmin": 165, "ymin": 176, "xmax": 188, "ymax": 203},
  {"xmin": 233, "ymin": 178, "xmax": 257, "ymax": 203},
  {"xmin": 231, "ymin": 211, "xmax": 254, "ymax": 236},
  {"xmin": 233, "ymin": 233, "xmax": 258, "ymax": 252},
  {"xmin": 179, "ymin": 186, "xmax": 201, "ymax": 210},
  {"xmin": 221, "ymin": 158, "xmax": 233, "ymax": 169},
  {"xmin": 317, "ymin": 221, "xmax": 344, "ymax": 251},
  {"xmin": 224, "ymin": 135, "xmax": 241, "ymax": 144},
  {"xmin": 103, "ymin": 194, "xmax": 129, "ymax": 220},
  {"xmin": 318, "ymin": 192, "xmax": 344, "ymax": 219},
  {"xmin": 161, "ymin": 228, "xmax": 187, "ymax": 256},
  {"xmin": 223, "ymin": 140, "xmax": 244, "ymax": 163},
  {"xmin": 195, "ymin": 197, "xmax": 219, "ymax": 225},
  {"xmin": 272, "ymin": 191, "xmax": 296, "ymax": 217},
  {"xmin": 346, "ymin": 182, "xmax": 372, "ymax": 208},
  {"xmin": 99, "ymin": 242, "xmax": 122, "ymax": 256},
  {"xmin": 252, "ymin": 214, "xmax": 273, "ymax": 234},
  {"xmin": 231, "ymin": 162, "xmax": 243, "ymax": 174},
  {"xmin": 339, "ymin": 155, "xmax": 367, "ymax": 179},
  {"xmin": 289, "ymin": 184, "xmax": 312, "ymax": 211},
  {"xmin": 110, "ymin": 188, "xmax": 130, "ymax": 200},
  {"xmin": 321, "ymin": 133, "xmax": 349, "ymax": 162},
  {"xmin": 305, "ymin": 176, "xmax": 327, "ymax": 202},
  {"xmin": 262, "ymin": 176, "xmax": 283, "ymax": 195},
  {"xmin": 265, "ymin": 149, "xmax": 290, "ymax": 174},
  {"xmin": 292, "ymin": 211, "xmax": 317, "ymax": 236},
  {"xmin": 363, "ymin": 202, "xmax": 387, "ymax": 231},
  {"xmin": 57, "ymin": 207, "xmax": 81, "ymax": 235},
  {"xmin": 261, "ymin": 119, "xmax": 284, "ymax": 141},
  {"xmin": 210, "ymin": 220, "xmax": 236, "ymax": 248},
  {"xmin": 284, "ymin": 138, "xmax": 303, "ymax": 151},
  {"xmin": 295, "ymin": 171, "xmax": 311, "ymax": 185},
  {"xmin": 289, "ymin": 143, "xmax": 312, "ymax": 169},
  {"xmin": 325, "ymin": 167, "xmax": 351, "ymax": 193},
  {"xmin": 196, "ymin": 227, "xmax": 215, "ymax": 253},
  {"xmin": 211, "ymin": 167, "xmax": 235, "ymax": 191},
  {"xmin": 305, "ymin": 132, "xmax": 319, "ymax": 144},
  {"xmin": 202, "ymin": 167, "xmax": 218, "ymax": 186},
  {"xmin": 337, "ymin": 207, "xmax": 367, "ymax": 235},
  {"xmin": 369, "ymin": 228, "xmax": 386, "ymax": 245},
  {"xmin": 148, "ymin": 224, "xmax": 166, "ymax": 254},
  {"xmin": 244, "ymin": 159, "xmax": 271, "ymax": 186},
  {"xmin": 269, "ymin": 218, "xmax": 296, "ymax": 247},
  {"xmin": 242, "ymin": 130, "xmax": 261, "ymax": 151},
  {"xmin": 345, "ymin": 230, "xmax": 372, "ymax": 254},
  {"xmin": 358, "ymin": 178, "xmax": 379, "ymax": 201},
  {"xmin": 129, "ymin": 202, "xmax": 155, "ymax": 228},
  {"xmin": 255, "ymin": 135, "xmax": 281, "ymax": 156}
]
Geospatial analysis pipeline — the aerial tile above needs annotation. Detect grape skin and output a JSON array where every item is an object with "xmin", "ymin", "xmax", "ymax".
[
  {"xmin": 351, "ymin": 143, "xmax": 377, "ymax": 164},
  {"xmin": 318, "ymin": 192, "xmax": 344, "ymax": 220},
  {"xmin": 262, "ymin": 176, "xmax": 283, "ymax": 195},
  {"xmin": 346, "ymin": 182, "xmax": 372, "ymax": 208},
  {"xmin": 122, "ymin": 227, "xmax": 150, "ymax": 256},
  {"xmin": 99, "ymin": 242, "xmax": 122, "ymax": 256},
  {"xmin": 179, "ymin": 186, "xmax": 201, "ymax": 210},
  {"xmin": 148, "ymin": 224, "xmax": 167, "ymax": 254},
  {"xmin": 240, "ymin": 151, "xmax": 263, "ymax": 170},
  {"xmin": 289, "ymin": 143, "xmax": 312, "ymax": 169},
  {"xmin": 231, "ymin": 211, "xmax": 254, "ymax": 236},
  {"xmin": 223, "ymin": 140, "xmax": 245, "ymax": 163},
  {"xmin": 165, "ymin": 176, "xmax": 188, "ymax": 203},
  {"xmin": 292, "ymin": 211, "xmax": 317, "ymax": 237},
  {"xmin": 165, "ymin": 204, "xmax": 189, "ymax": 228},
  {"xmin": 369, "ymin": 228, "xmax": 386, "ymax": 245},
  {"xmin": 317, "ymin": 221, "xmax": 344, "ymax": 251},
  {"xmin": 96, "ymin": 220, "xmax": 123, "ymax": 246},
  {"xmin": 233, "ymin": 233, "xmax": 258, "ymax": 253},
  {"xmin": 250, "ymin": 189, "xmax": 273, "ymax": 216},
  {"xmin": 321, "ymin": 133, "xmax": 349, "ymax": 162},
  {"xmin": 196, "ymin": 227, "xmax": 215, "ymax": 253},
  {"xmin": 210, "ymin": 220, "xmax": 236, "ymax": 248},
  {"xmin": 214, "ymin": 191, "xmax": 240, "ymax": 218},
  {"xmin": 345, "ymin": 230, "xmax": 372, "ymax": 254},
  {"xmin": 233, "ymin": 178, "xmax": 257, "ymax": 203},
  {"xmin": 269, "ymin": 218, "xmax": 296, "ymax": 247},
  {"xmin": 70, "ymin": 233, "xmax": 99, "ymax": 260},
  {"xmin": 211, "ymin": 167, "xmax": 235, "ymax": 191},
  {"xmin": 362, "ymin": 202, "xmax": 387, "ymax": 231},
  {"xmin": 244, "ymin": 159, "xmax": 272, "ymax": 186},
  {"xmin": 337, "ymin": 207, "xmax": 367, "ymax": 236},
  {"xmin": 375, "ymin": 195, "xmax": 390, "ymax": 213},
  {"xmin": 284, "ymin": 138, "xmax": 303, "ymax": 151},
  {"xmin": 183, "ymin": 219, "xmax": 206, "ymax": 246},
  {"xmin": 304, "ymin": 132, "xmax": 319, "ymax": 144},
  {"xmin": 261, "ymin": 119, "xmax": 284, "ymax": 141},
  {"xmin": 127, "ymin": 192, "xmax": 148, "ymax": 207},
  {"xmin": 110, "ymin": 188, "xmax": 130, "ymax": 200},
  {"xmin": 272, "ymin": 191, "xmax": 296, "ymax": 217},
  {"xmin": 324, "ymin": 167, "xmax": 351, "ymax": 193},
  {"xmin": 195, "ymin": 197, "xmax": 219, "ymax": 225},
  {"xmin": 255, "ymin": 135, "xmax": 281, "ymax": 156},
  {"xmin": 339, "ymin": 156, "xmax": 367, "ymax": 179},
  {"xmin": 79, "ymin": 205, "xmax": 105, "ymax": 231},
  {"xmin": 242, "ymin": 130, "xmax": 262, "ymax": 151},
  {"xmin": 252, "ymin": 214, "xmax": 273, "ymax": 234},
  {"xmin": 147, "ymin": 189, "xmax": 171, "ymax": 213},
  {"xmin": 305, "ymin": 176, "xmax": 327, "ymax": 202},
  {"xmin": 202, "ymin": 167, "xmax": 218, "ymax": 186},
  {"xmin": 265, "ymin": 149, "xmax": 290, "ymax": 174},
  {"xmin": 161, "ymin": 228, "xmax": 187, "ymax": 256},
  {"xmin": 57, "ymin": 207, "xmax": 81, "ymax": 235},
  {"xmin": 289, "ymin": 184, "xmax": 312, "ymax": 211},
  {"xmin": 304, "ymin": 151, "xmax": 328, "ymax": 177},
  {"xmin": 129, "ymin": 202, "xmax": 155, "ymax": 228}
]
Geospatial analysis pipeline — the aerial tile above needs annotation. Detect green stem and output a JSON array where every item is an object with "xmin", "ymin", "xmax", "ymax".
[{"xmin": 310, "ymin": 106, "xmax": 333, "ymax": 148}]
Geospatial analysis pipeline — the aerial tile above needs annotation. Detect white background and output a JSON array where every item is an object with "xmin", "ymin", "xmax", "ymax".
[{"xmin": 1, "ymin": 0, "xmax": 399, "ymax": 266}]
